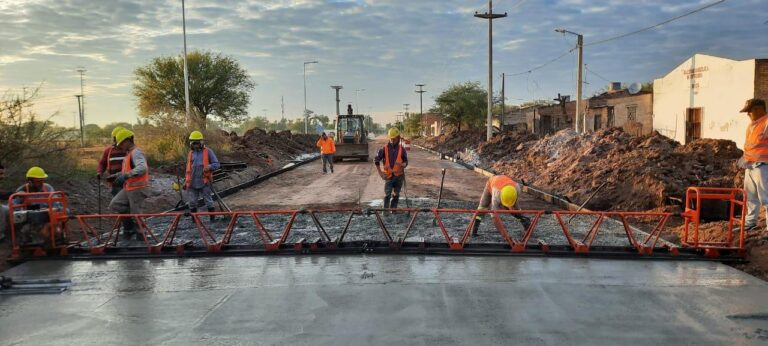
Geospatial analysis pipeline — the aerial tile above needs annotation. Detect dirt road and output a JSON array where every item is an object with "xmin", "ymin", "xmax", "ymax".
[{"xmin": 226, "ymin": 137, "xmax": 552, "ymax": 210}]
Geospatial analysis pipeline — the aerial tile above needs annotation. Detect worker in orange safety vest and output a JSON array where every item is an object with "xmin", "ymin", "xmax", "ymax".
[
  {"xmin": 108, "ymin": 129, "xmax": 150, "ymax": 240},
  {"xmin": 738, "ymin": 98, "xmax": 768, "ymax": 239},
  {"xmin": 374, "ymin": 128, "xmax": 408, "ymax": 209},
  {"xmin": 317, "ymin": 132, "xmax": 336, "ymax": 174},
  {"xmin": 183, "ymin": 131, "xmax": 220, "ymax": 221}
]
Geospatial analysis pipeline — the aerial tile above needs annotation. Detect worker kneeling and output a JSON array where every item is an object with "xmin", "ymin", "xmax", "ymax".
[
  {"xmin": 473, "ymin": 175, "xmax": 530, "ymax": 236},
  {"xmin": 375, "ymin": 128, "xmax": 408, "ymax": 210},
  {"xmin": 183, "ymin": 131, "xmax": 220, "ymax": 221},
  {"xmin": 109, "ymin": 129, "xmax": 150, "ymax": 240},
  {"xmin": 10, "ymin": 167, "xmax": 64, "ymax": 245}
]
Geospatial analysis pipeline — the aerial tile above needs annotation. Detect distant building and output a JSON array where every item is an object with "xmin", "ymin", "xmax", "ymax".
[
  {"xmin": 523, "ymin": 101, "xmax": 575, "ymax": 135},
  {"xmin": 653, "ymin": 53, "xmax": 768, "ymax": 148},
  {"xmin": 587, "ymin": 84, "xmax": 653, "ymax": 136},
  {"xmin": 421, "ymin": 112, "xmax": 444, "ymax": 137},
  {"xmin": 495, "ymin": 107, "xmax": 527, "ymax": 132}
]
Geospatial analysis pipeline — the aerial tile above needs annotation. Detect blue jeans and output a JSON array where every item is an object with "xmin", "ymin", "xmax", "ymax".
[
  {"xmin": 384, "ymin": 175, "xmax": 404, "ymax": 209},
  {"xmin": 322, "ymin": 154, "xmax": 334, "ymax": 173}
]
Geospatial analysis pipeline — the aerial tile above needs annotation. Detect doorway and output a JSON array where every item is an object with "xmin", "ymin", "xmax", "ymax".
[{"xmin": 685, "ymin": 108, "xmax": 702, "ymax": 144}]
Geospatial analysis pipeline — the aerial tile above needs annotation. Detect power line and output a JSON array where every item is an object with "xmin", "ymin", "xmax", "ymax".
[
  {"xmin": 506, "ymin": 47, "xmax": 576, "ymax": 77},
  {"xmin": 584, "ymin": 64, "xmax": 612, "ymax": 83},
  {"xmin": 585, "ymin": 0, "xmax": 726, "ymax": 47}
]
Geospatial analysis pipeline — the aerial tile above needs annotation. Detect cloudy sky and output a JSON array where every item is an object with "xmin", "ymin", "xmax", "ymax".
[{"xmin": 0, "ymin": 0, "xmax": 766, "ymax": 127}]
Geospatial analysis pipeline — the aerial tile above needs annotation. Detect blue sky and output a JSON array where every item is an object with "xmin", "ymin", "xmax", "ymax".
[{"xmin": 0, "ymin": 0, "xmax": 766, "ymax": 127}]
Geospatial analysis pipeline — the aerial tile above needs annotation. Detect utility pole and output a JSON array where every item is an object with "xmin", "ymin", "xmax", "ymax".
[
  {"xmin": 281, "ymin": 96, "xmax": 285, "ymax": 121},
  {"xmin": 75, "ymin": 95, "xmax": 84, "ymax": 147},
  {"xmin": 76, "ymin": 67, "xmax": 86, "ymax": 146},
  {"xmin": 475, "ymin": 1, "xmax": 507, "ymax": 141},
  {"xmin": 303, "ymin": 60, "xmax": 319, "ymax": 134},
  {"xmin": 501, "ymin": 73, "xmax": 505, "ymax": 130},
  {"xmin": 555, "ymin": 28, "xmax": 584, "ymax": 133},
  {"xmin": 403, "ymin": 104, "xmax": 410, "ymax": 118},
  {"xmin": 331, "ymin": 86, "xmax": 343, "ymax": 116},
  {"xmin": 415, "ymin": 84, "xmax": 426, "ymax": 116},
  {"xmin": 182, "ymin": 0, "xmax": 191, "ymax": 127}
]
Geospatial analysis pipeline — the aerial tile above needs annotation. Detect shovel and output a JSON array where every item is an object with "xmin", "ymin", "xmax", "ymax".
[
  {"xmin": 432, "ymin": 169, "xmax": 446, "ymax": 226},
  {"xmin": 568, "ymin": 182, "xmax": 608, "ymax": 224}
]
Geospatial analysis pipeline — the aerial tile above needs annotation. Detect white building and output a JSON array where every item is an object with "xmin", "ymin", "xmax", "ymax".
[{"xmin": 653, "ymin": 54, "xmax": 768, "ymax": 148}]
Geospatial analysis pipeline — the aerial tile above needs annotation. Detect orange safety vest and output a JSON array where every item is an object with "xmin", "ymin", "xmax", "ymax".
[
  {"xmin": 383, "ymin": 144, "xmax": 404, "ymax": 179},
  {"xmin": 184, "ymin": 149, "xmax": 212, "ymax": 188},
  {"xmin": 744, "ymin": 115, "xmax": 768, "ymax": 162},
  {"xmin": 489, "ymin": 175, "xmax": 516, "ymax": 191},
  {"xmin": 317, "ymin": 137, "xmax": 336, "ymax": 154},
  {"xmin": 122, "ymin": 149, "xmax": 150, "ymax": 191}
]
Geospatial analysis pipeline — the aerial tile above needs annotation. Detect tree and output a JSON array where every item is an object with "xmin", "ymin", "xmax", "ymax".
[
  {"xmin": 403, "ymin": 113, "xmax": 424, "ymax": 136},
  {"xmin": 134, "ymin": 50, "xmax": 256, "ymax": 129},
  {"xmin": 434, "ymin": 81, "xmax": 487, "ymax": 131}
]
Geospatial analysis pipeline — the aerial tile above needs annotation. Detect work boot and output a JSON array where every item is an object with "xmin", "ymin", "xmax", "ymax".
[
  {"xmin": 472, "ymin": 217, "xmax": 482, "ymax": 236},
  {"xmin": 383, "ymin": 196, "xmax": 391, "ymax": 209},
  {"xmin": 518, "ymin": 216, "xmax": 532, "ymax": 231},
  {"xmin": 208, "ymin": 207, "xmax": 216, "ymax": 222},
  {"xmin": 189, "ymin": 208, "xmax": 197, "ymax": 218}
]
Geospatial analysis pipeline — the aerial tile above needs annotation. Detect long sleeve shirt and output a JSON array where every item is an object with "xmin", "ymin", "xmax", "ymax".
[
  {"xmin": 374, "ymin": 142, "xmax": 408, "ymax": 168},
  {"xmin": 13, "ymin": 183, "xmax": 61, "ymax": 209},
  {"xmin": 126, "ymin": 147, "xmax": 148, "ymax": 178},
  {"xmin": 189, "ymin": 148, "xmax": 220, "ymax": 189}
]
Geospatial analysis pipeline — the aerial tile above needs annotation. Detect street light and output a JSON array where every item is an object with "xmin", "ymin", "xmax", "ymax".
[
  {"xmin": 555, "ymin": 28, "xmax": 584, "ymax": 133},
  {"xmin": 354, "ymin": 89, "xmax": 365, "ymax": 113},
  {"xmin": 303, "ymin": 60, "xmax": 319, "ymax": 134},
  {"xmin": 181, "ymin": 0, "xmax": 191, "ymax": 127}
]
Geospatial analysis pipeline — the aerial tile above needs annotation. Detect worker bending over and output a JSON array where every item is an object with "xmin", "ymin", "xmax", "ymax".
[
  {"xmin": 96, "ymin": 126, "xmax": 128, "ymax": 197},
  {"xmin": 473, "ymin": 174, "xmax": 530, "ymax": 236},
  {"xmin": 375, "ymin": 128, "xmax": 408, "ymax": 209},
  {"xmin": 739, "ymin": 98, "xmax": 768, "ymax": 238},
  {"xmin": 317, "ymin": 132, "xmax": 336, "ymax": 174},
  {"xmin": 109, "ymin": 129, "xmax": 150, "ymax": 240},
  {"xmin": 184, "ymin": 131, "xmax": 220, "ymax": 221}
]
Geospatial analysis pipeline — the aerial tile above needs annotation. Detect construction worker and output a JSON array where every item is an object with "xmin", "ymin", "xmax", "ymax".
[
  {"xmin": 96, "ymin": 126, "xmax": 128, "ymax": 196},
  {"xmin": 184, "ymin": 131, "xmax": 220, "ymax": 221},
  {"xmin": 375, "ymin": 128, "xmax": 408, "ymax": 209},
  {"xmin": 109, "ymin": 129, "xmax": 149, "ymax": 240},
  {"xmin": 11, "ymin": 167, "xmax": 61, "ymax": 244},
  {"xmin": 0, "ymin": 163, "xmax": 6, "ymax": 240},
  {"xmin": 317, "ymin": 132, "xmax": 336, "ymax": 174},
  {"xmin": 472, "ymin": 174, "xmax": 529, "ymax": 236},
  {"xmin": 738, "ymin": 98, "xmax": 768, "ymax": 237}
]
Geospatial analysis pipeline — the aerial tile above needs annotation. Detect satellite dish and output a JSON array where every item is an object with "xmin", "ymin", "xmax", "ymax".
[{"xmin": 628, "ymin": 82, "xmax": 642, "ymax": 95}]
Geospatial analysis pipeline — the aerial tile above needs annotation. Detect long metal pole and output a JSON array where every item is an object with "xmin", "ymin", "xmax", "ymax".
[
  {"xmin": 182, "ymin": 0, "xmax": 191, "ymax": 127},
  {"xmin": 303, "ymin": 63, "xmax": 307, "ymax": 134},
  {"xmin": 486, "ymin": 0, "xmax": 493, "ymax": 141},
  {"xmin": 501, "ymin": 73, "xmax": 505, "ymax": 130},
  {"xmin": 576, "ymin": 34, "xmax": 583, "ymax": 133}
]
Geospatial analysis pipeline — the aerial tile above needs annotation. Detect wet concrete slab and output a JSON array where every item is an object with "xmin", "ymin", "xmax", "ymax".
[{"xmin": 2, "ymin": 256, "xmax": 767, "ymax": 345}]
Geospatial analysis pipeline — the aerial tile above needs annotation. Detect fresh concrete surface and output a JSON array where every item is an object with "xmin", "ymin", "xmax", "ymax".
[{"xmin": 1, "ymin": 256, "xmax": 767, "ymax": 345}]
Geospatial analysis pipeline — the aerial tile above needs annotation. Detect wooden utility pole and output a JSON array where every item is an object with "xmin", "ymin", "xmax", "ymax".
[{"xmin": 475, "ymin": 1, "xmax": 507, "ymax": 141}]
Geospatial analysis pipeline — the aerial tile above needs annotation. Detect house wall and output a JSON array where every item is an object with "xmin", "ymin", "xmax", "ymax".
[{"xmin": 653, "ymin": 54, "xmax": 756, "ymax": 148}]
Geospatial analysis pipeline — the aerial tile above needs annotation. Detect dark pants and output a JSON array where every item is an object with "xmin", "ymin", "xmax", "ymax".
[
  {"xmin": 384, "ymin": 175, "xmax": 404, "ymax": 209},
  {"xmin": 110, "ymin": 184, "xmax": 132, "ymax": 231},
  {"xmin": 322, "ymin": 154, "xmax": 334, "ymax": 173}
]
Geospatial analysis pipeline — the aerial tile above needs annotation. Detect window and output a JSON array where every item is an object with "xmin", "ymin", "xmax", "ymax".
[{"xmin": 627, "ymin": 105, "xmax": 637, "ymax": 121}]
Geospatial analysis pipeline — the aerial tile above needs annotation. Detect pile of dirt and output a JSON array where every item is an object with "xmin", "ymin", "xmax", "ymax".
[
  {"xmin": 418, "ymin": 127, "xmax": 743, "ymax": 212},
  {"xmin": 224, "ymin": 128, "xmax": 317, "ymax": 167},
  {"xmin": 415, "ymin": 128, "xmax": 485, "ymax": 156}
]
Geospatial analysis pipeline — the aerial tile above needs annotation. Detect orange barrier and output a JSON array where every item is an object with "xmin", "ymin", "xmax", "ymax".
[{"xmin": 681, "ymin": 187, "xmax": 747, "ymax": 257}]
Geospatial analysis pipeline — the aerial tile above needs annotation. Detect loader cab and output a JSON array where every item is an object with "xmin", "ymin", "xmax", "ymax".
[{"xmin": 336, "ymin": 115, "xmax": 367, "ymax": 144}]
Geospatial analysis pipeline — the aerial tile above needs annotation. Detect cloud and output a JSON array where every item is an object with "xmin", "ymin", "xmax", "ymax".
[{"xmin": 0, "ymin": 0, "xmax": 765, "ymax": 126}]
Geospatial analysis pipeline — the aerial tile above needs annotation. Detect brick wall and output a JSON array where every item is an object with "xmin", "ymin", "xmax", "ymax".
[{"xmin": 756, "ymin": 59, "xmax": 768, "ymax": 101}]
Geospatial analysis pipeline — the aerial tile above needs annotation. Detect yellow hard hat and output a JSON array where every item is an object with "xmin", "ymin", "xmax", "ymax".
[
  {"xmin": 189, "ymin": 130, "xmax": 204, "ymax": 141},
  {"xmin": 26, "ymin": 166, "xmax": 48, "ymax": 179},
  {"xmin": 111, "ymin": 126, "xmax": 125, "ymax": 138},
  {"xmin": 500, "ymin": 185, "xmax": 518, "ymax": 208},
  {"xmin": 388, "ymin": 127, "xmax": 400, "ymax": 139},
  {"xmin": 115, "ymin": 129, "xmax": 135, "ymax": 145}
]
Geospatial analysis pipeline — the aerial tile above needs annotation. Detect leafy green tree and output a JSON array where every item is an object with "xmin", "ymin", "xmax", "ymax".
[
  {"xmin": 403, "ymin": 113, "xmax": 424, "ymax": 136},
  {"xmin": 434, "ymin": 81, "xmax": 487, "ymax": 131},
  {"xmin": 134, "ymin": 50, "xmax": 256, "ymax": 129}
]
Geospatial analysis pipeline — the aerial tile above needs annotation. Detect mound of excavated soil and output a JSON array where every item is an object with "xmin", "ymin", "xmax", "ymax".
[{"xmin": 417, "ymin": 127, "xmax": 742, "ymax": 212}]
